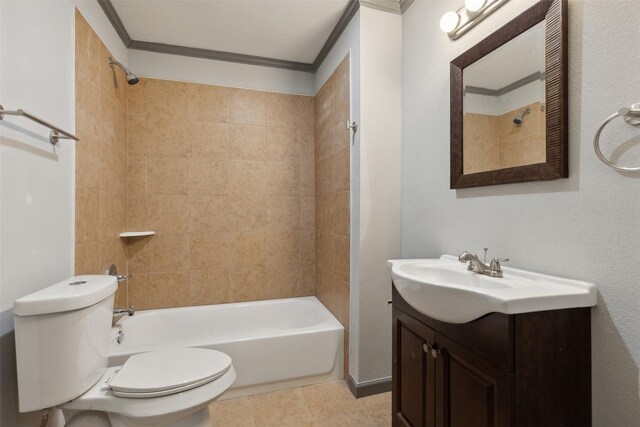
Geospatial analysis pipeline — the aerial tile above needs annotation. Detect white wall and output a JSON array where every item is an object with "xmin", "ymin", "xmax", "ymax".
[
  {"xmin": 401, "ymin": 0, "xmax": 640, "ymax": 424},
  {"xmin": 0, "ymin": 2, "xmax": 126, "ymax": 425},
  {"xmin": 129, "ymin": 49, "xmax": 315, "ymax": 95},
  {"xmin": 354, "ymin": 5, "xmax": 402, "ymax": 384}
]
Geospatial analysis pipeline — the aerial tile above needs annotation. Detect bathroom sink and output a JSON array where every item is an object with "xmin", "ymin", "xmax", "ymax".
[{"xmin": 388, "ymin": 255, "xmax": 597, "ymax": 323}]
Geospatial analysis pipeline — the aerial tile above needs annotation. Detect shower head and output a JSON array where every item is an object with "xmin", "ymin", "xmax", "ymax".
[
  {"xmin": 513, "ymin": 107, "xmax": 531, "ymax": 125},
  {"xmin": 108, "ymin": 57, "xmax": 140, "ymax": 85}
]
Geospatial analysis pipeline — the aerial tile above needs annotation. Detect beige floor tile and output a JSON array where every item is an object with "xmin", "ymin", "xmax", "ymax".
[
  {"xmin": 301, "ymin": 381, "xmax": 361, "ymax": 418},
  {"xmin": 311, "ymin": 409, "xmax": 375, "ymax": 427},
  {"xmin": 251, "ymin": 389, "xmax": 311, "ymax": 426},
  {"xmin": 210, "ymin": 396, "xmax": 255, "ymax": 427}
]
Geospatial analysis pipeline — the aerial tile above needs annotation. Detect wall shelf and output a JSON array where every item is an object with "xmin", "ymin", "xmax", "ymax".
[{"xmin": 119, "ymin": 231, "xmax": 155, "ymax": 238}]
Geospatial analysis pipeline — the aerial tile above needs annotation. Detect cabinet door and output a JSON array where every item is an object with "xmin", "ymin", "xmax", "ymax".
[
  {"xmin": 393, "ymin": 309, "xmax": 436, "ymax": 427},
  {"xmin": 434, "ymin": 333, "xmax": 513, "ymax": 427}
]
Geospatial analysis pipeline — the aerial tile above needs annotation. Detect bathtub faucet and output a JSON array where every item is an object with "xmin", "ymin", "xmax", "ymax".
[{"xmin": 113, "ymin": 307, "xmax": 135, "ymax": 317}]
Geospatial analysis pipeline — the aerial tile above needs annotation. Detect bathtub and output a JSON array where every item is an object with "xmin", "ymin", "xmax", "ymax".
[{"xmin": 108, "ymin": 296, "xmax": 344, "ymax": 399}]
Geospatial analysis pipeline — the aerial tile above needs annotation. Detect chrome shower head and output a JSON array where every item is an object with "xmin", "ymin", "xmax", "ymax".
[
  {"xmin": 108, "ymin": 57, "xmax": 140, "ymax": 85},
  {"xmin": 513, "ymin": 107, "xmax": 531, "ymax": 125}
]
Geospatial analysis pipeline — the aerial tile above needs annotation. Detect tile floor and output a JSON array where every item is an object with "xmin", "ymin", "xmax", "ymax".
[{"xmin": 209, "ymin": 381, "xmax": 391, "ymax": 426}]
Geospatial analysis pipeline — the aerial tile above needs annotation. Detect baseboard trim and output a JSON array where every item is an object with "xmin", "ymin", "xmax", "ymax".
[{"xmin": 347, "ymin": 374, "xmax": 392, "ymax": 398}]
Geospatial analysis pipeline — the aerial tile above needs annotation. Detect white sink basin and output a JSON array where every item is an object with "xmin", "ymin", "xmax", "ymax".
[{"xmin": 388, "ymin": 255, "xmax": 597, "ymax": 324}]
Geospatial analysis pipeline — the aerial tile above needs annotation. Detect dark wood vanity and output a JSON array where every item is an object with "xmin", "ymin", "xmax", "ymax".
[{"xmin": 391, "ymin": 285, "xmax": 591, "ymax": 427}]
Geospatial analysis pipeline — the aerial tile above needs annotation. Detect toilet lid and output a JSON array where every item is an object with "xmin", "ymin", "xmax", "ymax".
[{"xmin": 109, "ymin": 348, "xmax": 232, "ymax": 398}]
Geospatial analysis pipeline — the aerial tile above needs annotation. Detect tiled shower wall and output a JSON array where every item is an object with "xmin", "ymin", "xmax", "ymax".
[
  {"xmin": 124, "ymin": 78, "xmax": 315, "ymax": 309},
  {"xmin": 315, "ymin": 55, "xmax": 350, "ymax": 375},
  {"xmin": 74, "ymin": 10, "xmax": 128, "ymax": 305}
]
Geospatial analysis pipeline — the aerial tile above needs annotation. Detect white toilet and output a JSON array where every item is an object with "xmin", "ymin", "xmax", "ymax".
[{"xmin": 13, "ymin": 275, "xmax": 236, "ymax": 426}]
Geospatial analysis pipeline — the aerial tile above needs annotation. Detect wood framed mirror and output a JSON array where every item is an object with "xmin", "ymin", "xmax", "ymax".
[{"xmin": 450, "ymin": 0, "xmax": 567, "ymax": 189}]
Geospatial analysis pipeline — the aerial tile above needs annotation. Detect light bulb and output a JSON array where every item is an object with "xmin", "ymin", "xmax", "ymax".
[
  {"xmin": 465, "ymin": 0, "xmax": 486, "ymax": 12},
  {"xmin": 440, "ymin": 11, "xmax": 460, "ymax": 33}
]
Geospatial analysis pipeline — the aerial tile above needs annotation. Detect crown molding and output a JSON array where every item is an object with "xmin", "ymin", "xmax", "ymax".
[
  {"xmin": 359, "ymin": 0, "xmax": 401, "ymax": 15},
  {"xmin": 96, "ymin": 0, "xmax": 413, "ymax": 73},
  {"xmin": 128, "ymin": 40, "xmax": 314, "ymax": 72}
]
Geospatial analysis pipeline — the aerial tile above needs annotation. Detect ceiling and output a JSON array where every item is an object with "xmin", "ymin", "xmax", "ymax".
[{"xmin": 110, "ymin": 0, "xmax": 351, "ymax": 65}]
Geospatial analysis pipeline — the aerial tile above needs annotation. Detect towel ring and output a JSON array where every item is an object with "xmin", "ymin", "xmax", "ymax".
[{"xmin": 593, "ymin": 103, "xmax": 640, "ymax": 172}]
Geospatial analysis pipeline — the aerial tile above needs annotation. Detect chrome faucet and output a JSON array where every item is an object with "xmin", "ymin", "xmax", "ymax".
[
  {"xmin": 113, "ymin": 307, "xmax": 134, "ymax": 317},
  {"xmin": 458, "ymin": 250, "xmax": 509, "ymax": 278}
]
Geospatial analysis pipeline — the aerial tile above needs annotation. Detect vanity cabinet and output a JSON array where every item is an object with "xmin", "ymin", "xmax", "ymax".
[{"xmin": 392, "ymin": 286, "xmax": 591, "ymax": 427}]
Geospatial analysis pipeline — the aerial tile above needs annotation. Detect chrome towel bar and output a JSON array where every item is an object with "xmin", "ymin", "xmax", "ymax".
[
  {"xmin": 0, "ymin": 104, "xmax": 79, "ymax": 145},
  {"xmin": 593, "ymin": 103, "xmax": 640, "ymax": 172}
]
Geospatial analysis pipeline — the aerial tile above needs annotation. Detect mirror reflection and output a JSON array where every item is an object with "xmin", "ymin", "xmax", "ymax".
[{"xmin": 463, "ymin": 21, "xmax": 546, "ymax": 175}]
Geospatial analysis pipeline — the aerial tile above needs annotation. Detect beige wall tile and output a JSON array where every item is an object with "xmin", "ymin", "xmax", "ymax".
[
  {"xmin": 265, "ymin": 127, "xmax": 299, "ymax": 162},
  {"xmin": 148, "ymin": 157, "xmax": 189, "ymax": 195},
  {"xmin": 334, "ymin": 147, "xmax": 349, "ymax": 192},
  {"xmin": 230, "ymin": 267, "xmax": 266, "ymax": 302},
  {"xmin": 127, "ymin": 196, "xmax": 147, "ymax": 231},
  {"xmin": 75, "ymin": 10, "xmax": 100, "ymax": 84},
  {"xmin": 190, "ymin": 122, "xmax": 229, "ymax": 160},
  {"xmin": 99, "ymin": 91, "xmax": 127, "ymax": 153},
  {"xmin": 99, "ymin": 237, "xmax": 127, "ymax": 273},
  {"xmin": 230, "ymin": 88, "xmax": 266, "ymax": 126},
  {"xmin": 190, "ymin": 232, "xmax": 230, "ymax": 270},
  {"xmin": 266, "ymin": 161, "xmax": 299, "ymax": 196},
  {"xmin": 300, "ymin": 157, "xmax": 315, "ymax": 198},
  {"xmin": 76, "ymin": 242, "xmax": 100, "ymax": 275},
  {"xmin": 335, "ymin": 56, "xmax": 350, "ymax": 106},
  {"xmin": 188, "ymin": 159, "xmax": 228, "ymax": 195},
  {"xmin": 127, "ymin": 156, "xmax": 147, "ymax": 195},
  {"xmin": 232, "ymin": 232, "xmax": 266, "ymax": 268},
  {"xmin": 337, "ymin": 236, "xmax": 349, "ymax": 284},
  {"xmin": 316, "ymin": 155, "xmax": 334, "ymax": 197},
  {"xmin": 147, "ymin": 271, "xmax": 190, "ymax": 308},
  {"xmin": 265, "ymin": 265, "xmax": 301, "ymax": 299},
  {"xmin": 266, "ymin": 231, "xmax": 300, "ymax": 267},
  {"xmin": 267, "ymin": 197, "xmax": 300, "ymax": 231},
  {"xmin": 76, "ymin": 134, "xmax": 101, "ymax": 190},
  {"xmin": 266, "ymin": 93, "xmax": 313, "ymax": 129},
  {"xmin": 76, "ymin": 73, "xmax": 100, "ymax": 123},
  {"xmin": 301, "ymin": 230, "xmax": 315, "ymax": 268},
  {"xmin": 189, "ymin": 196, "xmax": 229, "ymax": 233},
  {"xmin": 229, "ymin": 195, "xmax": 266, "ymax": 232},
  {"xmin": 229, "ymin": 160, "xmax": 266, "ymax": 196},
  {"xmin": 301, "ymin": 265, "xmax": 315, "ymax": 295},
  {"xmin": 147, "ymin": 195, "xmax": 189, "ymax": 234},
  {"xmin": 100, "ymin": 142, "xmax": 127, "ymax": 194},
  {"xmin": 147, "ymin": 114, "xmax": 190, "ymax": 157},
  {"xmin": 126, "ymin": 237, "xmax": 149, "ymax": 273},
  {"xmin": 189, "ymin": 84, "xmax": 229, "ymax": 123},
  {"xmin": 99, "ymin": 191, "xmax": 125, "ymax": 240},
  {"xmin": 146, "ymin": 79, "xmax": 189, "ymax": 118},
  {"xmin": 76, "ymin": 188, "xmax": 100, "ymax": 245},
  {"xmin": 189, "ymin": 269, "xmax": 231, "ymax": 305},
  {"xmin": 146, "ymin": 233, "xmax": 190, "ymax": 272},
  {"xmin": 300, "ymin": 197, "xmax": 315, "ymax": 230},
  {"xmin": 127, "ymin": 79, "xmax": 147, "ymax": 112},
  {"xmin": 127, "ymin": 113, "xmax": 147, "ymax": 156},
  {"xmin": 128, "ymin": 274, "xmax": 148, "ymax": 310},
  {"xmin": 230, "ymin": 124, "xmax": 266, "ymax": 161}
]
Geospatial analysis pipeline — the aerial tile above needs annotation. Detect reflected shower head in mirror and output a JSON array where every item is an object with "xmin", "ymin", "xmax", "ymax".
[
  {"xmin": 513, "ymin": 107, "xmax": 531, "ymax": 125},
  {"xmin": 108, "ymin": 57, "xmax": 140, "ymax": 85}
]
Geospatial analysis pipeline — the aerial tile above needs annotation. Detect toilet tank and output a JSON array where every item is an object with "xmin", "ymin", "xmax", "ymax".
[{"xmin": 13, "ymin": 275, "xmax": 117, "ymax": 412}]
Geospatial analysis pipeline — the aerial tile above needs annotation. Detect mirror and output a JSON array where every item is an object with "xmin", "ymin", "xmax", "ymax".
[{"xmin": 450, "ymin": 0, "xmax": 567, "ymax": 189}]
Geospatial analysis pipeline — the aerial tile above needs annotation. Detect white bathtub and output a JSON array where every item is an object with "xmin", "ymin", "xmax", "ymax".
[{"xmin": 108, "ymin": 296, "xmax": 344, "ymax": 399}]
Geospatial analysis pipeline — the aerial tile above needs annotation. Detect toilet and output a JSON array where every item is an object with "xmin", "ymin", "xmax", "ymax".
[{"xmin": 13, "ymin": 275, "xmax": 235, "ymax": 427}]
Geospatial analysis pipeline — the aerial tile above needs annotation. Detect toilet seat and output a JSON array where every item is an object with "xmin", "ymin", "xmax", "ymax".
[
  {"xmin": 109, "ymin": 348, "xmax": 231, "ymax": 398},
  {"xmin": 61, "ymin": 349, "xmax": 236, "ymax": 425}
]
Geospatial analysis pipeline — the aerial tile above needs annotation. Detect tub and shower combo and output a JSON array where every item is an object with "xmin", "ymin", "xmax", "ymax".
[{"xmin": 109, "ymin": 296, "xmax": 344, "ymax": 399}]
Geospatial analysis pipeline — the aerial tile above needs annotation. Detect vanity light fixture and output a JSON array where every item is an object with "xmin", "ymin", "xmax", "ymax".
[{"xmin": 441, "ymin": 0, "xmax": 510, "ymax": 39}]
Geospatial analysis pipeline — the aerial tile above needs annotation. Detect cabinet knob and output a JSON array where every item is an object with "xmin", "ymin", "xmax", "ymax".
[
  {"xmin": 430, "ymin": 345, "xmax": 441, "ymax": 359},
  {"xmin": 422, "ymin": 343, "xmax": 430, "ymax": 353},
  {"xmin": 387, "ymin": 299, "xmax": 392, "ymax": 305}
]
